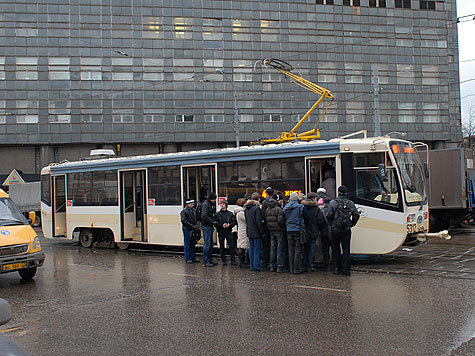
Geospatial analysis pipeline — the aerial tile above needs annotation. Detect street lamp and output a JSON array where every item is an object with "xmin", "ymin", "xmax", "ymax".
[{"xmin": 216, "ymin": 69, "xmax": 240, "ymax": 148}]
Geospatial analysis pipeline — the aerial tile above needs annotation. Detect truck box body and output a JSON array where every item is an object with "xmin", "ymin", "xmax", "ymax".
[{"xmin": 8, "ymin": 182, "xmax": 41, "ymax": 213}]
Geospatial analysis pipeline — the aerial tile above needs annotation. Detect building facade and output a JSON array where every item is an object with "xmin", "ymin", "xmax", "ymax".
[{"xmin": 0, "ymin": 0, "xmax": 461, "ymax": 177}]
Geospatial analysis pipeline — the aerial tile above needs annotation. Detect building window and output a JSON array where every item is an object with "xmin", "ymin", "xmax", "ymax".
[
  {"xmin": 369, "ymin": 0, "xmax": 386, "ymax": 7},
  {"xmin": 343, "ymin": 0, "xmax": 360, "ymax": 5},
  {"xmin": 143, "ymin": 58, "xmax": 164, "ymax": 81},
  {"xmin": 320, "ymin": 104, "xmax": 338, "ymax": 123},
  {"xmin": 49, "ymin": 100, "xmax": 71, "ymax": 123},
  {"xmin": 378, "ymin": 102, "xmax": 391, "ymax": 123},
  {"xmin": 262, "ymin": 71, "xmax": 281, "ymax": 82},
  {"xmin": 144, "ymin": 114, "xmax": 164, "ymax": 123},
  {"xmin": 316, "ymin": 0, "xmax": 334, "ymax": 4},
  {"xmin": 174, "ymin": 17, "xmax": 193, "ymax": 39},
  {"xmin": 81, "ymin": 114, "xmax": 103, "ymax": 123},
  {"xmin": 113, "ymin": 113, "xmax": 134, "ymax": 123},
  {"xmin": 0, "ymin": 58, "xmax": 4, "ymax": 80},
  {"xmin": 264, "ymin": 113, "xmax": 283, "ymax": 122},
  {"xmin": 232, "ymin": 19, "xmax": 251, "ymax": 41},
  {"xmin": 398, "ymin": 103, "xmax": 416, "ymax": 123},
  {"xmin": 111, "ymin": 57, "xmax": 133, "ymax": 81},
  {"xmin": 16, "ymin": 57, "xmax": 38, "ymax": 80},
  {"xmin": 0, "ymin": 100, "xmax": 5, "ymax": 124},
  {"xmin": 203, "ymin": 18, "xmax": 223, "ymax": 41},
  {"xmin": 289, "ymin": 21, "xmax": 309, "ymax": 43},
  {"xmin": 203, "ymin": 59, "xmax": 224, "ymax": 81},
  {"xmin": 15, "ymin": 28, "xmax": 38, "ymax": 37},
  {"xmin": 205, "ymin": 114, "xmax": 224, "ymax": 122},
  {"xmin": 49, "ymin": 58, "xmax": 70, "ymax": 80},
  {"xmin": 422, "ymin": 65, "xmax": 439, "ymax": 85},
  {"xmin": 143, "ymin": 17, "xmax": 161, "ymax": 38},
  {"xmin": 233, "ymin": 60, "xmax": 253, "ymax": 82},
  {"xmin": 175, "ymin": 114, "xmax": 194, "ymax": 122},
  {"xmin": 80, "ymin": 58, "xmax": 102, "ymax": 81},
  {"xmin": 318, "ymin": 62, "xmax": 337, "ymax": 83},
  {"xmin": 395, "ymin": 0, "xmax": 411, "ymax": 8},
  {"xmin": 396, "ymin": 39, "xmax": 413, "ymax": 47},
  {"xmin": 260, "ymin": 20, "xmax": 279, "ymax": 42},
  {"xmin": 239, "ymin": 114, "xmax": 253, "ymax": 122},
  {"xmin": 420, "ymin": 1, "xmax": 436, "ymax": 10},
  {"xmin": 345, "ymin": 63, "xmax": 363, "ymax": 84},
  {"xmin": 346, "ymin": 102, "xmax": 364, "ymax": 122},
  {"xmin": 371, "ymin": 64, "xmax": 389, "ymax": 85},
  {"xmin": 397, "ymin": 64, "xmax": 414, "ymax": 85},
  {"xmin": 423, "ymin": 103, "xmax": 439, "ymax": 123},
  {"xmin": 16, "ymin": 100, "xmax": 39, "ymax": 123}
]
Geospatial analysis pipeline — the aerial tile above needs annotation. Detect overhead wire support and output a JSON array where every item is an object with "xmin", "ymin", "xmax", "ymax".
[{"xmin": 252, "ymin": 58, "xmax": 334, "ymax": 145}]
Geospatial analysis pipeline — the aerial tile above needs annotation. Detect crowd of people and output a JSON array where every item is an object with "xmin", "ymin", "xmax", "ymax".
[{"xmin": 180, "ymin": 186, "xmax": 360, "ymax": 276}]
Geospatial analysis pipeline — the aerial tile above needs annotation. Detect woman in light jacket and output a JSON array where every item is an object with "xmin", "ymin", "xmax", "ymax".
[{"xmin": 234, "ymin": 198, "xmax": 249, "ymax": 268}]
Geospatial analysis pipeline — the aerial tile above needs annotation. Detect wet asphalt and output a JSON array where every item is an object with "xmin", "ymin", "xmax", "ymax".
[{"xmin": 0, "ymin": 229, "xmax": 474, "ymax": 356}]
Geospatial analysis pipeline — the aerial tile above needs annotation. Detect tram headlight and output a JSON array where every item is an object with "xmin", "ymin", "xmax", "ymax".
[
  {"xmin": 407, "ymin": 214, "xmax": 415, "ymax": 223},
  {"xmin": 423, "ymin": 212, "xmax": 428, "ymax": 220}
]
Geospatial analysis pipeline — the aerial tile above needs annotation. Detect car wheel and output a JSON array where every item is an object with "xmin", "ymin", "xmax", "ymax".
[
  {"xmin": 79, "ymin": 230, "xmax": 94, "ymax": 248},
  {"xmin": 18, "ymin": 267, "xmax": 37, "ymax": 280},
  {"xmin": 33, "ymin": 214, "xmax": 41, "ymax": 227}
]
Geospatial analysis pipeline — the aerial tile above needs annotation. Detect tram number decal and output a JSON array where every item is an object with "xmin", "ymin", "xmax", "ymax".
[{"xmin": 407, "ymin": 223, "xmax": 417, "ymax": 234}]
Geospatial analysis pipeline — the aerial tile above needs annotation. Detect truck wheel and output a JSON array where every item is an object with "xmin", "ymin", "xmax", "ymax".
[
  {"xmin": 116, "ymin": 242, "xmax": 129, "ymax": 250},
  {"xmin": 33, "ymin": 214, "xmax": 41, "ymax": 227},
  {"xmin": 79, "ymin": 230, "xmax": 94, "ymax": 248},
  {"xmin": 19, "ymin": 267, "xmax": 37, "ymax": 280}
]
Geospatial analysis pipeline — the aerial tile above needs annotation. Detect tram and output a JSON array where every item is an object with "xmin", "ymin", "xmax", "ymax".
[{"xmin": 40, "ymin": 131, "xmax": 442, "ymax": 254}]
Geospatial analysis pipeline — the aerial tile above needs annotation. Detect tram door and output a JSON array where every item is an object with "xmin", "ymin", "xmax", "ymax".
[
  {"xmin": 52, "ymin": 175, "xmax": 66, "ymax": 237},
  {"xmin": 307, "ymin": 158, "xmax": 337, "ymax": 199},
  {"xmin": 119, "ymin": 170, "xmax": 147, "ymax": 242},
  {"xmin": 182, "ymin": 165, "xmax": 217, "ymax": 204}
]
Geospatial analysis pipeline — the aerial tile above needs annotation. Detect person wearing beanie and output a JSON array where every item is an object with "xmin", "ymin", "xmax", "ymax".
[
  {"xmin": 317, "ymin": 187, "xmax": 327, "ymax": 206},
  {"xmin": 283, "ymin": 191, "xmax": 306, "ymax": 274},
  {"xmin": 201, "ymin": 192, "xmax": 217, "ymax": 267},
  {"xmin": 326, "ymin": 185, "xmax": 360, "ymax": 276}
]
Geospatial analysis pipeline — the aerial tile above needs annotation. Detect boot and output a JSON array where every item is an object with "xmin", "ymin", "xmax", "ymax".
[
  {"xmin": 238, "ymin": 250, "xmax": 246, "ymax": 268},
  {"xmin": 244, "ymin": 251, "xmax": 250, "ymax": 267}
]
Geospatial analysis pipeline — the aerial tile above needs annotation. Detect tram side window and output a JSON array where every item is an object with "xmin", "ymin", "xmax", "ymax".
[
  {"xmin": 261, "ymin": 158, "xmax": 305, "ymax": 199},
  {"xmin": 148, "ymin": 166, "xmax": 181, "ymax": 205},
  {"xmin": 68, "ymin": 170, "xmax": 118, "ymax": 206},
  {"xmin": 218, "ymin": 161, "xmax": 259, "ymax": 204},
  {"xmin": 41, "ymin": 174, "xmax": 51, "ymax": 205},
  {"xmin": 354, "ymin": 153, "xmax": 400, "ymax": 207}
]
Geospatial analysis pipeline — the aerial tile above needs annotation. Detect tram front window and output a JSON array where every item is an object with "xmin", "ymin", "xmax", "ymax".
[{"xmin": 390, "ymin": 141, "xmax": 427, "ymax": 206}]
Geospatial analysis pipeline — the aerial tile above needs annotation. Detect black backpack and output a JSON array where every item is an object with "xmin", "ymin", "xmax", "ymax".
[{"xmin": 333, "ymin": 198, "xmax": 352, "ymax": 231}]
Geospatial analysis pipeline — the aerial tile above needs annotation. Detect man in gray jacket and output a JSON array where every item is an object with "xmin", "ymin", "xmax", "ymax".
[{"xmin": 326, "ymin": 185, "xmax": 360, "ymax": 276}]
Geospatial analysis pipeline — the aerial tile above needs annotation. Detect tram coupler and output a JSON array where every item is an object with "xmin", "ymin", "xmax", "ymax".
[{"xmin": 412, "ymin": 230, "xmax": 451, "ymax": 243}]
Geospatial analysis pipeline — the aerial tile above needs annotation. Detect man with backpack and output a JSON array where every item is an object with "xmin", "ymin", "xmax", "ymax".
[
  {"xmin": 326, "ymin": 185, "xmax": 360, "ymax": 276},
  {"xmin": 200, "ymin": 192, "xmax": 217, "ymax": 267}
]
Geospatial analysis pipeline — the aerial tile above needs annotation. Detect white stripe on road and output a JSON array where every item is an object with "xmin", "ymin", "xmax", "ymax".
[
  {"xmin": 168, "ymin": 273, "xmax": 200, "ymax": 277},
  {"xmin": 293, "ymin": 285, "xmax": 348, "ymax": 293}
]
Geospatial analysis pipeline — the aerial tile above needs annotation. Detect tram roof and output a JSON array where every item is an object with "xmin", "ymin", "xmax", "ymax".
[{"xmin": 43, "ymin": 137, "xmax": 400, "ymax": 174}]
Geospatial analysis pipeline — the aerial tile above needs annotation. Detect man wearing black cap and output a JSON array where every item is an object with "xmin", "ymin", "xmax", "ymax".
[
  {"xmin": 326, "ymin": 185, "xmax": 360, "ymax": 276},
  {"xmin": 201, "ymin": 192, "xmax": 217, "ymax": 267},
  {"xmin": 180, "ymin": 199, "xmax": 199, "ymax": 263}
]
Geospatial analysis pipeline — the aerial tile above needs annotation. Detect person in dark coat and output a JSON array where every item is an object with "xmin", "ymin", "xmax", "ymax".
[
  {"xmin": 320, "ymin": 197, "xmax": 332, "ymax": 270},
  {"xmin": 180, "ymin": 199, "xmax": 200, "ymax": 263},
  {"xmin": 260, "ymin": 186, "xmax": 274, "ymax": 270},
  {"xmin": 214, "ymin": 200, "xmax": 237, "ymax": 265},
  {"xmin": 201, "ymin": 192, "xmax": 217, "ymax": 267},
  {"xmin": 264, "ymin": 193, "xmax": 285, "ymax": 272},
  {"xmin": 302, "ymin": 192, "xmax": 325, "ymax": 272},
  {"xmin": 245, "ymin": 192, "xmax": 266, "ymax": 271},
  {"xmin": 326, "ymin": 185, "xmax": 360, "ymax": 276},
  {"xmin": 283, "ymin": 192, "xmax": 305, "ymax": 274}
]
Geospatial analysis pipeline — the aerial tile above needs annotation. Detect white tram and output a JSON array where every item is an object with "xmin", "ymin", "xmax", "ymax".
[{"xmin": 41, "ymin": 132, "xmax": 437, "ymax": 254}]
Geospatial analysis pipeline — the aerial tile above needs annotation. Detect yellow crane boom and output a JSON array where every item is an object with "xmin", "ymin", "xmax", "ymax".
[{"xmin": 253, "ymin": 58, "xmax": 334, "ymax": 144}]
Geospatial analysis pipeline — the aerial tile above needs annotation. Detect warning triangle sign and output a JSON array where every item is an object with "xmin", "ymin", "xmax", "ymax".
[{"xmin": 2, "ymin": 169, "xmax": 26, "ymax": 186}]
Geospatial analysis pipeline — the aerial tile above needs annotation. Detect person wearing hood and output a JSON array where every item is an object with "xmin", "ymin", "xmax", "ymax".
[
  {"xmin": 302, "ymin": 192, "xmax": 325, "ymax": 272},
  {"xmin": 264, "ymin": 193, "xmax": 285, "ymax": 272},
  {"xmin": 201, "ymin": 192, "xmax": 217, "ymax": 267},
  {"xmin": 245, "ymin": 192, "xmax": 266, "ymax": 271},
  {"xmin": 283, "ymin": 192, "xmax": 305, "ymax": 274},
  {"xmin": 234, "ymin": 198, "xmax": 249, "ymax": 268},
  {"xmin": 326, "ymin": 185, "xmax": 360, "ymax": 276}
]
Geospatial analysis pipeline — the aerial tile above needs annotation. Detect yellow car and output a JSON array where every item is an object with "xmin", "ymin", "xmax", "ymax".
[{"xmin": 0, "ymin": 189, "xmax": 45, "ymax": 280}]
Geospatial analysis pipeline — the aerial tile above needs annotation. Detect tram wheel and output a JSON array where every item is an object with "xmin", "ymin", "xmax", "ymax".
[
  {"xmin": 116, "ymin": 242, "xmax": 130, "ymax": 250},
  {"xmin": 79, "ymin": 230, "xmax": 94, "ymax": 248}
]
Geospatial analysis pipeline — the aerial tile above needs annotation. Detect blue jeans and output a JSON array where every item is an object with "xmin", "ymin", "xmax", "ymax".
[
  {"xmin": 183, "ymin": 229, "xmax": 196, "ymax": 262},
  {"xmin": 269, "ymin": 231, "xmax": 285, "ymax": 270},
  {"xmin": 202, "ymin": 225, "xmax": 214, "ymax": 264},
  {"xmin": 308, "ymin": 237, "xmax": 317, "ymax": 269},
  {"xmin": 249, "ymin": 239, "xmax": 262, "ymax": 271}
]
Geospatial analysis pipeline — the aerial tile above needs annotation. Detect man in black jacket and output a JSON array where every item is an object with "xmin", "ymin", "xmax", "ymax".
[
  {"xmin": 214, "ymin": 200, "xmax": 237, "ymax": 265},
  {"xmin": 245, "ymin": 192, "xmax": 266, "ymax": 271},
  {"xmin": 201, "ymin": 192, "xmax": 217, "ymax": 267},
  {"xmin": 326, "ymin": 185, "xmax": 360, "ymax": 276},
  {"xmin": 180, "ymin": 199, "xmax": 200, "ymax": 263},
  {"xmin": 302, "ymin": 192, "xmax": 325, "ymax": 272}
]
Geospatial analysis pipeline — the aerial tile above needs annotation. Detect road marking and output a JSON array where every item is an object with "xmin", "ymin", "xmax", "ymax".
[
  {"xmin": 293, "ymin": 285, "xmax": 348, "ymax": 293},
  {"xmin": 168, "ymin": 272, "xmax": 200, "ymax": 277},
  {"xmin": 0, "ymin": 326, "xmax": 23, "ymax": 333}
]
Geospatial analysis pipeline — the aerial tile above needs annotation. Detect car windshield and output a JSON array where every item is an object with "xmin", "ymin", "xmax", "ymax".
[
  {"xmin": 0, "ymin": 198, "xmax": 28, "ymax": 226},
  {"xmin": 390, "ymin": 141, "xmax": 427, "ymax": 206}
]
